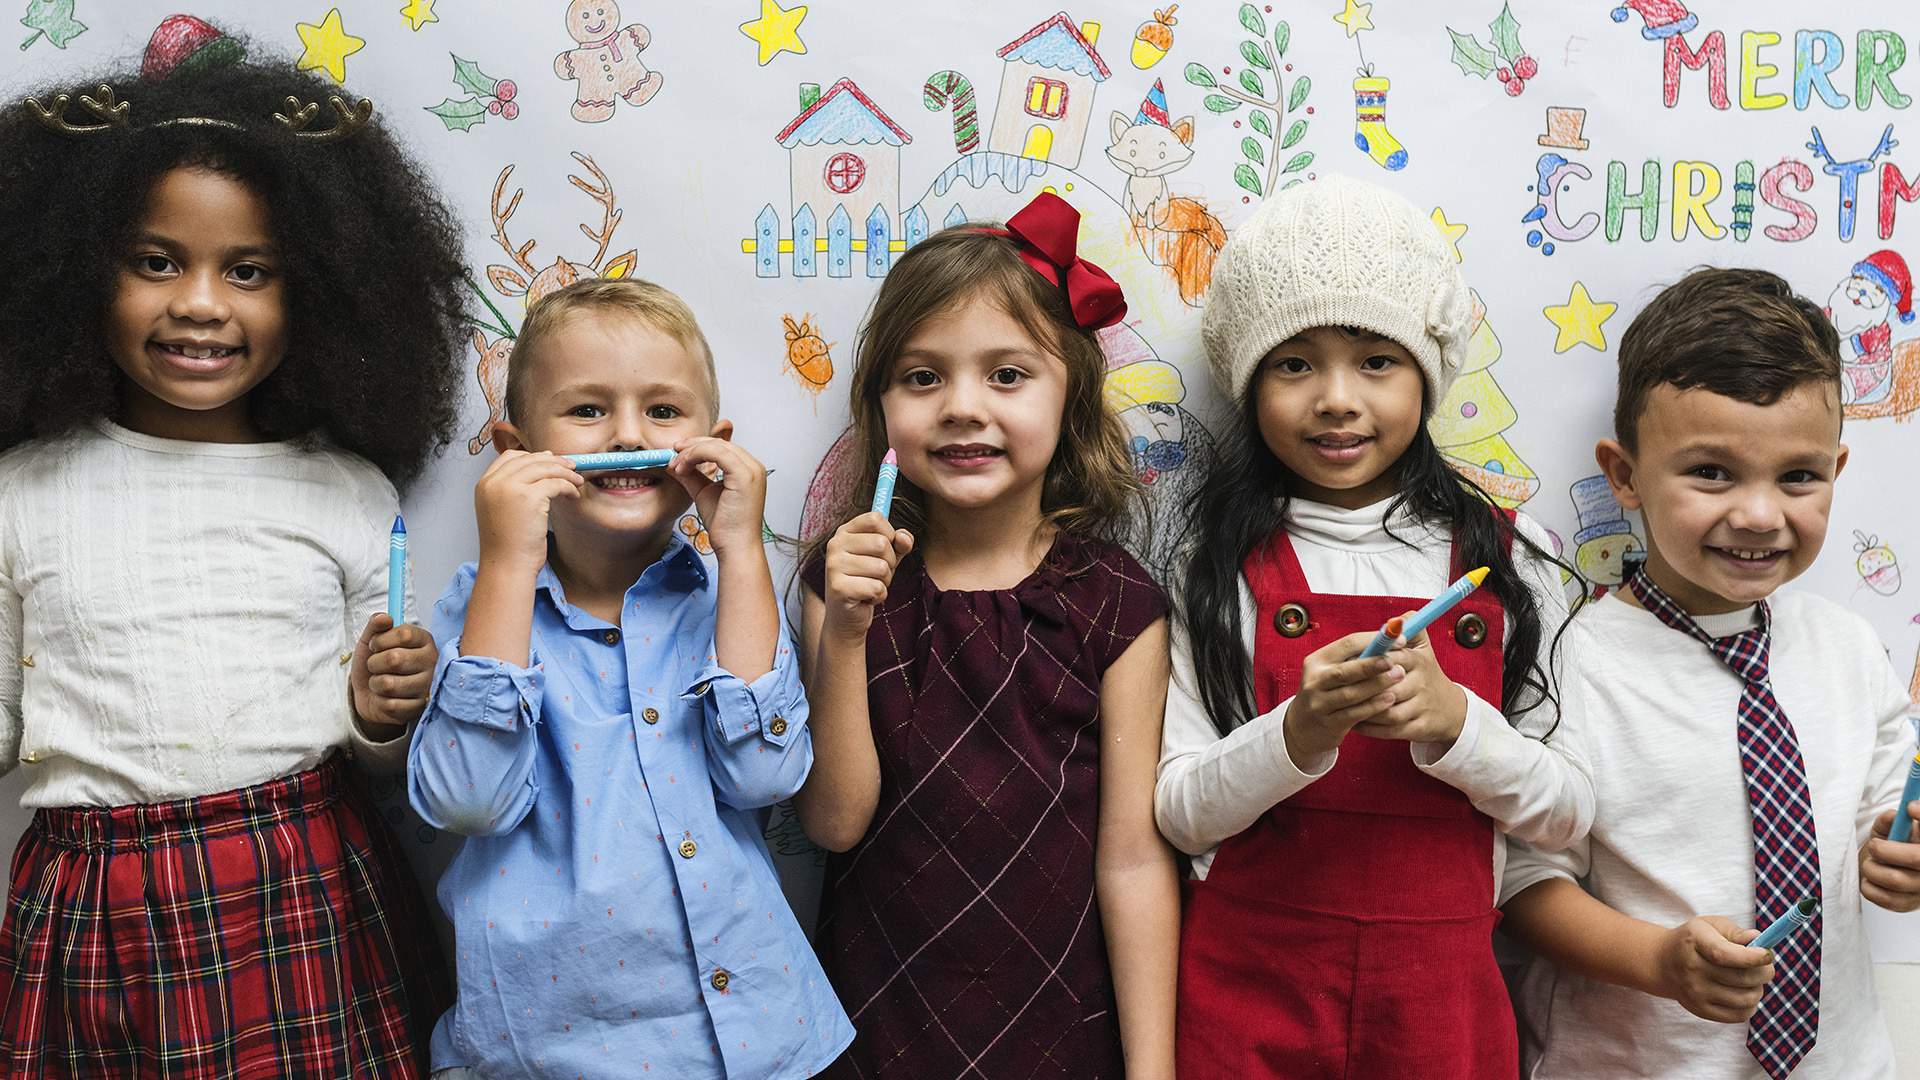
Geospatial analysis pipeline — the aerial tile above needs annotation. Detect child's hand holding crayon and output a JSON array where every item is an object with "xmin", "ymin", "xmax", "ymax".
[
  {"xmin": 1349, "ymin": 616, "xmax": 1470, "ymax": 747},
  {"xmin": 1860, "ymin": 803, "xmax": 1920, "ymax": 912},
  {"xmin": 350, "ymin": 614, "xmax": 436, "ymax": 733},
  {"xmin": 821, "ymin": 513, "xmax": 913, "ymax": 640},
  {"xmin": 1654, "ymin": 916, "xmax": 1775, "ymax": 1024},
  {"xmin": 1282, "ymin": 633, "xmax": 1402, "ymax": 763},
  {"xmin": 666, "ymin": 429, "xmax": 768, "ymax": 557}
]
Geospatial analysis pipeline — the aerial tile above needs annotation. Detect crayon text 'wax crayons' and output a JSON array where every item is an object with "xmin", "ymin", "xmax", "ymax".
[
  {"xmin": 568, "ymin": 449, "xmax": 677, "ymax": 472},
  {"xmin": 872, "ymin": 449, "xmax": 899, "ymax": 519}
]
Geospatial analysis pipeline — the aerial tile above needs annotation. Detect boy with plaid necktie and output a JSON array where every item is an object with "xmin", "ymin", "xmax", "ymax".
[{"xmin": 1500, "ymin": 268, "xmax": 1920, "ymax": 1080}]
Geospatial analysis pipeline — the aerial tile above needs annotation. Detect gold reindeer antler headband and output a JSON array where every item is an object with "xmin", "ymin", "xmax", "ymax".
[{"xmin": 21, "ymin": 85, "xmax": 372, "ymax": 142}]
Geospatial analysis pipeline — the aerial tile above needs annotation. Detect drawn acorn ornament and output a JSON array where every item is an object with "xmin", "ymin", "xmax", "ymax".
[
  {"xmin": 1855, "ymin": 530, "xmax": 1901, "ymax": 595},
  {"xmin": 1131, "ymin": 5, "xmax": 1177, "ymax": 70},
  {"xmin": 782, "ymin": 313, "xmax": 834, "ymax": 393},
  {"xmin": 678, "ymin": 513, "xmax": 712, "ymax": 555}
]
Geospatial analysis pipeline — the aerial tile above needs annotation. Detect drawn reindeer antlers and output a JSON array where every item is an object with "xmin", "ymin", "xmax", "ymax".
[
  {"xmin": 488, "ymin": 165, "xmax": 539, "ymax": 287},
  {"xmin": 23, "ymin": 85, "xmax": 130, "ymax": 135},
  {"xmin": 1808, "ymin": 124, "xmax": 1899, "ymax": 170},
  {"xmin": 568, "ymin": 151, "xmax": 625, "ymax": 274},
  {"xmin": 271, "ymin": 95, "xmax": 372, "ymax": 141}
]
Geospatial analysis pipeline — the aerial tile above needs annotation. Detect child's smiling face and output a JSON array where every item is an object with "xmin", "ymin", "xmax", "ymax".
[
  {"xmin": 107, "ymin": 168, "xmax": 287, "ymax": 443},
  {"xmin": 1597, "ymin": 381, "xmax": 1848, "ymax": 615},
  {"xmin": 1253, "ymin": 326, "xmax": 1426, "ymax": 510},
  {"xmin": 501, "ymin": 311, "xmax": 718, "ymax": 546},
  {"xmin": 879, "ymin": 293, "xmax": 1069, "ymax": 525}
]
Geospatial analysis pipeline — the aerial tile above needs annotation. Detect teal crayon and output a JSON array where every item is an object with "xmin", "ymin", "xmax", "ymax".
[
  {"xmin": 387, "ymin": 515, "xmax": 406, "ymax": 626},
  {"xmin": 871, "ymin": 449, "xmax": 899, "ymax": 518},
  {"xmin": 568, "ymin": 449, "xmax": 676, "ymax": 472},
  {"xmin": 1888, "ymin": 718, "xmax": 1920, "ymax": 844},
  {"xmin": 1751, "ymin": 897, "xmax": 1818, "ymax": 951},
  {"xmin": 1358, "ymin": 566, "xmax": 1490, "ymax": 659}
]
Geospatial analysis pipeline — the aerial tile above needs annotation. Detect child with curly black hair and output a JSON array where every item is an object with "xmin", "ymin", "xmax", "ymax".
[{"xmin": 0, "ymin": 21, "xmax": 462, "ymax": 1078}]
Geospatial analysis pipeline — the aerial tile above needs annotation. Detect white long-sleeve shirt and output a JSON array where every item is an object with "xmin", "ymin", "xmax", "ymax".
[
  {"xmin": 0, "ymin": 419, "xmax": 411, "ymax": 808},
  {"xmin": 1155, "ymin": 497, "xmax": 1592, "ymax": 880},
  {"xmin": 1502, "ymin": 592, "xmax": 1913, "ymax": 1080}
]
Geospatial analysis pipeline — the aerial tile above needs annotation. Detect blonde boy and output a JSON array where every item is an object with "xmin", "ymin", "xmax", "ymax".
[{"xmin": 408, "ymin": 279, "xmax": 853, "ymax": 1079}]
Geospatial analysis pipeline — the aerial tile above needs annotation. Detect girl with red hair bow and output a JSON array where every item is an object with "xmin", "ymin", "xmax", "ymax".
[{"xmin": 793, "ymin": 193, "xmax": 1179, "ymax": 1080}]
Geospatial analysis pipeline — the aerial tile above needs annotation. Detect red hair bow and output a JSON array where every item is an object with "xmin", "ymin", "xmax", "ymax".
[{"xmin": 987, "ymin": 192, "xmax": 1128, "ymax": 330}]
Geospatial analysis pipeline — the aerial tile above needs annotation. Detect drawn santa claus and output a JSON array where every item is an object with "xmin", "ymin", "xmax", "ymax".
[{"xmin": 1826, "ymin": 249, "xmax": 1914, "ymax": 406}]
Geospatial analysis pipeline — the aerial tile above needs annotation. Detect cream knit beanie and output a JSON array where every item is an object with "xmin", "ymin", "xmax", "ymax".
[{"xmin": 1202, "ymin": 173, "xmax": 1472, "ymax": 409}]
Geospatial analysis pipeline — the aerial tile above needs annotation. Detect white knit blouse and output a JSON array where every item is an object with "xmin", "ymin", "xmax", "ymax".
[{"xmin": 0, "ymin": 419, "xmax": 411, "ymax": 808}]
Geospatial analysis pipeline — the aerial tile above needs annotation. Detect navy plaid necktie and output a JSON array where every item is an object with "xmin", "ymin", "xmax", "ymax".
[{"xmin": 1627, "ymin": 571, "xmax": 1820, "ymax": 1078}]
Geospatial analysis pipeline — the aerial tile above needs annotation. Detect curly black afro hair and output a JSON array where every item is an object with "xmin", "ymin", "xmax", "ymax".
[{"xmin": 0, "ymin": 40, "xmax": 469, "ymax": 491}]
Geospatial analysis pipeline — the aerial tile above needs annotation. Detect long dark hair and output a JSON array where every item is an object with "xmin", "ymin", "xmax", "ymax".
[
  {"xmin": 1180, "ymin": 384, "xmax": 1578, "ymax": 737},
  {"xmin": 0, "ymin": 47, "xmax": 467, "ymax": 490}
]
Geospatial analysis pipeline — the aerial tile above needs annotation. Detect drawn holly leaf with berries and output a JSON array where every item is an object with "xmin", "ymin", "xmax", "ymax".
[
  {"xmin": 424, "ymin": 53, "xmax": 519, "ymax": 132},
  {"xmin": 20, "ymin": 0, "xmax": 86, "ymax": 50},
  {"xmin": 1446, "ymin": 3, "xmax": 1535, "ymax": 97}
]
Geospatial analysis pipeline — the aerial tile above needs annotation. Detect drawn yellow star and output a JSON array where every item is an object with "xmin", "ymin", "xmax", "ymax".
[
  {"xmin": 739, "ymin": 0, "xmax": 807, "ymax": 66},
  {"xmin": 1333, "ymin": 0, "xmax": 1373, "ymax": 37},
  {"xmin": 399, "ymin": 0, "xmax": 437, "ymax": 32},
  {"xmin": 295, "ymin": 9, "xmax": 364, "ymax": 83},
  {"xmin": 1430, "ymin": 207, "xmax": 1467, "ymax": 262},
  {"xmin": 1543, "ymin": 281, "xmax": 1618, "ymax": 353}
]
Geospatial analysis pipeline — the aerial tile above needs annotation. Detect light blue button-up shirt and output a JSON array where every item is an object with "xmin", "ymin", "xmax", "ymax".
[{"xmin": 409, "ymin": 534, "xmax": 852, "ymax": 1079}]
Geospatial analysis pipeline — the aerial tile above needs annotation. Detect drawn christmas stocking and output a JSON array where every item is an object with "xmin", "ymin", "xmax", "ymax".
[{"xmin": 1353, "ymin": 75, "xmax": 1407, "ymax": 171}]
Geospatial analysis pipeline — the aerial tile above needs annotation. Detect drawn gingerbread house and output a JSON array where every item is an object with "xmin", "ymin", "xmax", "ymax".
[
  {"xmin": 986, "ymin": 12, "xmax": 1110, "ymax": 168},
  {"xmin": 776, "ymin": 79, "xmax": 911, "ymax": 238}
]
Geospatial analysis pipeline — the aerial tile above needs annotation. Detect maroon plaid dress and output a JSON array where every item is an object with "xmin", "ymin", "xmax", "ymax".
[
  {"xmin": 803, "ymin": 531, "xmax": 1165, "ymax": 1080},
  {"xmin": 0, "ymin": 754, "xmax": 450, "ymax": 1079}
]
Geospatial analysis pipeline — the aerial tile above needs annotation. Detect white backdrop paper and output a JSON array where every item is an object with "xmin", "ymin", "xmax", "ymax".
[{"xmin": 2, "ymin": 0, "xmax": 1918, "ymax": 959}]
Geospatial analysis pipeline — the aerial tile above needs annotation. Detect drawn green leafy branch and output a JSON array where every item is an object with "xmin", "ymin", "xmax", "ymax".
[
  {"xmin": 425, "ymin": 54, "xmax": 519, "ymax": 132},
  {"xmin": 20, "ymin": 0, "xmax": 85, "ymax": 50},
  {"xmin": 1183, "ymin": 4, "xmax": 1311, "ymax": 198}
]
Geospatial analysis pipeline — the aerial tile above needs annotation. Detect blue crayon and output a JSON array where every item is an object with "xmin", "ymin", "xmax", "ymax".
[
  {"xmin": 1889, "ymin": 719, "xmax": 1920, "ymax": 844},
  {"xmin": 567, "ymin": 449, "xmax": 676, "ymax": 472},
  {"xmin": 1751, "ymin": 897, "xmax": 1818, "ymax": 951},
  {"xmin": 871, "ymin": 448, "xmax": 899, "ymax": 518},
  {"xmin": 1358, "ymin": 566, "xmax": 1491, "ymax": 659},
  {"xmin": 387, "ymin": 515, "xmax": 406, "ymax": 626}
]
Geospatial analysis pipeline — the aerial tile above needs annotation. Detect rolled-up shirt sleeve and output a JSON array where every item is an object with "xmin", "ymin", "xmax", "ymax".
[
  {"xmin": 688, "ymin": 612, "xmax": 812, "ymax": 811},
  {"xmin": 408, "ymin": 569, "xmax": 545, "ymax": 837}
]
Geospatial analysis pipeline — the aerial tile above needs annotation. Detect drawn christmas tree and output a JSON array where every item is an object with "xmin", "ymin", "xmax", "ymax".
[{"xmin": 1429, "ymin": 291, "xmax": 1539, "ymax": 507}]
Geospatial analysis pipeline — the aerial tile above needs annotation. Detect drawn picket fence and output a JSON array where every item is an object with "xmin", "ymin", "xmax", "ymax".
[{"xmin": 745, "ymin": 201, "xmax": 970, "ymax": 278}]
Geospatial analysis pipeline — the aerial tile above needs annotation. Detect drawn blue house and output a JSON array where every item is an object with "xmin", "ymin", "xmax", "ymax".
[
  {"xmin": 987, "ymin": 12, "xmax": 1110, "ymax": 168},
  {"xmin": 777, "ymin": 79, "xmax": 912, "ymax": 245}
]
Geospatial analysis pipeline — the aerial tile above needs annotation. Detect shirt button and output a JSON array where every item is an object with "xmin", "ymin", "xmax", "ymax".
[
  {"xmin": 679, "ymin": 839, "xmax": 697, "ymax": 858},
  {"xmin": 711, "ymin": 969, "xmax": 730, "ymax": 991},
  {"xmin": 643, "ymin": 707, "xmax": 660, "ymax": 724},
  {"xmin": 602, "ymin": 629, "xmax": 621, "ymax": 646},
  {"xmin": 768, "ymin": 715, "xmax": 788, "ymax": 736}
]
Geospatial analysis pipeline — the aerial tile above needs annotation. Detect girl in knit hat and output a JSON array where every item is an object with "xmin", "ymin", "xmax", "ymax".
[
  {"xmin": 0, "ymin": 20, "xmax": 462, "ymax": 1076},
  {"xmin": 1156, "ymin": 173, "xmax": 1591, "ymax": 1077}
]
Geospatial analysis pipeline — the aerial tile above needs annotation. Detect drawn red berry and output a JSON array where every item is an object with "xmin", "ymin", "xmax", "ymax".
[
  {"xmin": 1496, "ymin": 66, "xmax": 1511, "ymax": 81},
  {"xmin": 1505, "ymin": 77, "xmax": 1525, "ymax": 96},
  {"xmin": 495, "ymin": 79, "xmax": 517, "ymax": 101},
  {"xmin": 502, "ymin": 101, "xmax": 519, "ymax": 120},
  {"xmin": 488, "ymin": 100, "xmax": 502, "ymax": 114},
  {"xmin": 1514, "ymin": 56, "xmax": 1537, "ymax": 80}
]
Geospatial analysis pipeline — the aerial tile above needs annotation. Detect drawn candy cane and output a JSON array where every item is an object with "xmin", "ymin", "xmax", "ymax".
[{"xmin": 922, "ymin": 70, "xmax": 979, "ymax": 154}]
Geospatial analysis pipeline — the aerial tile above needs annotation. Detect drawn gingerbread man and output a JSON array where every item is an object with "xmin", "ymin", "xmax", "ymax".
[{"xmin": 553, "ymin": 0, "xmax": 662, "ymax": 122}]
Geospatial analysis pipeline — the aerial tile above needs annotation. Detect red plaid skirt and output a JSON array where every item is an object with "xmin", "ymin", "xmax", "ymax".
[{"xmin": 0, "ymin": 755, "xmax": 450, "ymax": 1079}]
